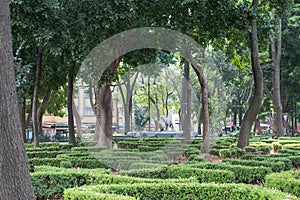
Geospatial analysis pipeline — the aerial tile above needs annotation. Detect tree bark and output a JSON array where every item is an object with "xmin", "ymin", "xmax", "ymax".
[
  {"xmin": 186, "ymin": 53, "xmax": 210, "ymax": 153},
  {"xmin": 0, "ymin": 0, "xmax": 35, "ymax": 198},
  {"xmin": 237, "ymin": 0, "xmax": 264, "ymax": 148},
  {"xmin": 37, "ymin": 88, "xmax": 52, "ymax": 139},
  {"xmin": 68, "ymin": 62, "xmax": 76, "ymax": 145},
  {"xmin": 33, "ymin": 46, "xmax": 43, "ymax": 148},
  {"xmin": 72, "ymin": 98, "xmax": 82, "ymax": 138},
  {"xmin": 271, "ymin": 14, "xmax": 284, "ymax": 137},
  {"xmin": 20, "ymin": 96, "xmax": 26, "ymax": 143},
  {"xmin": 94, "ymin": 89, "xmax": 101, "ymax": 141},
  {"xmin": 98, "ymin": 85, "xmax": 113, "ymax": 149},
  {"xmin": 184, "ymin": 60, "xmax": 191, "ymax": 141}
]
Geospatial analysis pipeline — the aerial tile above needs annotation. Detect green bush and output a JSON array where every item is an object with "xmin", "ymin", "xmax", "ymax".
[
  {"xmin": 230, "ymin": 147, "xmax": 245, "ymax": 158},
  {"xmin": 129, "ymin": 162, "xmax": 166, "ymax": 170},
  {"xmin": 241, "ymin": 155, "xmax": 292, "ymax": 170},
  {"xmin": 219, "ymin": 149, "xmax": 231, "ymax": 159},
  {"xmin": 290, "ymin": 156, "xmax": 300, "ymax": 167},
  {"xmin": 124, "ymin": 166, "xmax": 235, "ymax": 183},
  {"xmin": 64, "ymin": 191, "xmax": 136, "ymax": 200},
  {"xmin": 187, "ymin": 154, "xmax": 205, "ymax": 162},
  {"xmin": 209, "ymin": 149, "xmax": 220, "ymax": 156},
  {"xmin": 244, "ymin": 146, "xmax": 256, "ymax": 152},
  {"xmin": 265, "ymin": 170, "xmax": 300, "ymax": 197},
  {"xmin": 186, "ymin": 163, "xmax": 272, "ymax": 183},
  {"xmin": 26, "ymin": 150, "xmax": 64, "ymax": 159},
  {"xmin": 26, "ymin": 146, "xmax": 60, "ymax": 152},
  {"xmin": 71, "ymin": 146, "xmax": 107, "ymax": 152},
  {"xmin": 222, "ymin": 159, "xmax": 285, "ymax": 172},
  {"xmin": 64, "ymin": 182, "xmax": 291, "ymax": 200},
  {"xmin": 28, "ymin": 158, "xmax": 62, "ymax": 168}
]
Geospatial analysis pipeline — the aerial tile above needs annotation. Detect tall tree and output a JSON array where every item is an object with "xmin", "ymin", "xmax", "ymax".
[
  {"xmin": 238, "ymin": 0, "xmax": 264, "ymax": 148},
  {"xmin": 0, "ymin": 0, "xmax": 35, "ymax": 198}
]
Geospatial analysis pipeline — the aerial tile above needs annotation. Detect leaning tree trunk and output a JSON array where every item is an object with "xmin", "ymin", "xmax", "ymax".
[
  {"xmin": 271, "ymin": 14, "xmax": 284, "ymax": 137},
  {"xmin": 33, "ymin": 46, "xmax": 43, "ymax": 148},
  {"xmin": 237, "ymin": 0, "xmax": 264, "ymax": 148},
  {"xmin": 0, "ymin": 0, "xmax": 35, "ymax": 198},
  {"xmin": 94, "ymin": 89, "xmax": 101, "ymax": 141},
  {"xmin": 37, "ymin": 88, "xmax": 52, "ymax": 140},
  {"xmin": 187, "ymin": 54, "xmax": 210, "ymax": 153},
  {"xmin": 68, "ymin": 62, "xmax": 76, "ymax": 145}
]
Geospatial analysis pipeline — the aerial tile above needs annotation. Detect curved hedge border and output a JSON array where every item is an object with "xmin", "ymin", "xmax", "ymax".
[
  {"xmin": 265, "ymin": 170, "xmax": 300, "ymax": 197},
  {"xmin": 223, "ymin": 159, "xmax": 285, "ymax": 172},
  {"xmin": 31, "ymin": 167, "xmax": 197, "ymax": 199},
  {"xmin": 123, "ymin": 165, "xmax": 235, "ymax": 183},
  {"xmin": 186, "ymin": 163, "xmax": 272, "ymax": 183},
  {"xmin": 64, "ymin": 182, "xmax": 292, "ymax": 200}
]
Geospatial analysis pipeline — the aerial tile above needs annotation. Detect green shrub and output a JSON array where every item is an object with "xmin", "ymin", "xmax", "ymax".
[
  {"xmin": 64, "ymin": 182, "xmax": 291, "ymax": 200},
  {"xmin": 223, "ymin": 159, "xmax": 285, "ymax": 172},
  {"xmin": 64, "ymin": 191, "xmax": 136, "ymax": 200},
  {"xmin": 230, "ymin": 147, "xmax": 245, "ymax": 158},
  {"xmin": 219, "ymin": 149, "xmax": 231, "ymax": 159},
  {"xmin": 209, "ymin": 149, "xmax": 220, "ymax": 156},
  {"xmin": 26, "ymin": 150, "xmax": 64, "ymax": 159},
  {"xmin": 186, "ymin": 163, "xmax": 272, "ymax": 184},
  {"xmin": 265, "ymin": 170, "xmax": 300, "ymax": 197},
  {"xmin": 256, "ymin": 147, "xmax": 270, "ymax": 154},
  {"xmin": 129, "ymin": 162, "xmax": 167, "ymax": 170},
  {"xmin": 26, "ymin": 146, "xmax": 60, "ymax": 152},
  {"xmin": 28, "ymin": 158, "xmax": 62, "ymax": 168},
  {"xmin": 244, "ymin": 146, "xmax": 256, "ymax": 152},
  {"xmin": 290, "ymin": 156, "xmax": 300, "ymax": 167},
  {"xmin": 71, "ymin": 146, "xmax": 107, "ymax": 152},
  {"xmin": 124, "ymin": 166, "xmax": 235, "ymax": 183},
  {"xmin": 241, "ymin": 155, "xmax": 292, "ymax": 170},
  {"xmin": 188, "ymin": 154, "xmax": 205, "ymax": 162}
]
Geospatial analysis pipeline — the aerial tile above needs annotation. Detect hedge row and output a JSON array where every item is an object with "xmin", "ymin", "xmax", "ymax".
[
  {"xmin": 64, "ymin": 182, "xmax": 291, "ymax": 200},
  {"xmin": 26, "ymin": 150, "xmax": 64, "ymax": 159},
  {"xmin": 222, "ymin": 159, "xmax": 285, "ymax": 172},
  {"xmin": 31, "ymin": 167, "xmax": 196, "ymax": 199},
  {"xmin": 265, "ymin": 170, "xmax": 300, "ymax": 197},
  {"xmin": 186, "ymin": 163, "xmax": 272, "ymax": 183},
  {"xmin": 123, "ymin": 165, "xmax": 235, "ymax": 183}
]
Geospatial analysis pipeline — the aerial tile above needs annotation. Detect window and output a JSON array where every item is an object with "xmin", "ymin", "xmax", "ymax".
[{"xmin": 84, "ymin": 107, "xmax": 94, "ymax": 116}]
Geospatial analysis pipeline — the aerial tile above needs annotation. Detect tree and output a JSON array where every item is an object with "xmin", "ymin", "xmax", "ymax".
[
  {"xmin": 0, "ymin": 0, "xmax": 35, "ymax": 198},
  {"xmin": 238, "ymin": 0, "xmax": 264, "ymax": 148}
]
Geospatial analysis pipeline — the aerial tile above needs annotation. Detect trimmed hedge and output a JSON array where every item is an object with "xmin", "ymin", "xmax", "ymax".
[
  {"xmin": 64, "ymin": 182, "xmax": 291, "ymax": 200},
  {"xmin": 241, "ymin": 155, "xmax": 292, "ymax": 170},
  {"xmin": 64, "ymin": 191, "xmax": 136, "ymax": 200},
  {"xmin": 32, "ymin": 168, "xmax": 196, "ymax": 199},
  {"xmin": 223, "ymin": 159, "xmax": 285, "ymax": 172},
  {"xmin": 26, "ymin": 150, "xmax": 64, "ymax": 159},
  {"xmin": 265, "ymin": 170, "xmax": 300, "ymax": 197},
  {"xmin": 186, "ymin": 163, "xmax": 272, "ymax": 183},
  {"xmin": 123, "ymin": 166, "xmax": 235, "ymax": 183}
]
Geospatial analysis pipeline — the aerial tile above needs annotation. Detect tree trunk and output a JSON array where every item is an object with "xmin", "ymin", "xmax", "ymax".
[
  {"xmin": 72, "ymin": 98, "xmax": 82, "ymax": 138},
  {"xmin": 20, "ymin": 96, "xmax": 27, "ymax": 143},
  {"xmin": 98, "ymin": 85, "xmax": 113, "ymax": 149},
  {"xmin": 68, "ymin": 62, "xmax": 76, "ymax": 145},
  {"xmin": 94, "ymin": 89, "xmax": 101, "ymax": 141},
  {"xmin": 237, "ymin": 0, "xmax": 263, "ymax": 148},
  {"xmin": 187, "ymin": 53, "xmax": 210, "ymax": 153},
  {"xmin": 33, "ymin": 46, "xmax": 43, "ymax": 148},
  {"xmin": 271, "ymin": 14, "xmax": 284, "ymax": 137},
  {"xmin": 184, "ymin": 60, "xmax": 191, "ymax": 141},
  {"xmin": 0, "ymin": 0, "xmax": 35, "ymax": 198},
  {"xmin": 37, "ymin": 88, "xmax": 52, "ymax": 139}
]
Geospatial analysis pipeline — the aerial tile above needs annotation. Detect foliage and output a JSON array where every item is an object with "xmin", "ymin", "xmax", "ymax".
[
  {"xmin": 265, "ymin": 170, "xmax": 300, "ymax": 197},
  {"xmin": 64, "ymin": 182, "xmax": 291, "ymax": 200}
]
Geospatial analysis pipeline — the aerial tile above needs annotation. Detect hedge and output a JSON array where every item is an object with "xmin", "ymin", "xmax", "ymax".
[
  {"xmin": 241, "ymin": 155, "xmax": 292, "ymax": 170},
  {"xmin": 64, "ymin": 191, "xmax": 136, "ymax": 200},
  {"xmin": 64, "ymin": 182, "xmax": 291, "ymax": 200},
  {"xmin": 222, "ymin": 159, "xmax": 285, "ymax": 172},
  {"xmin": 26, "ymin": 150, "xmax": 64, "ymax": 159},
  {"xmin": 123, "ymin": 166, "xmax": 235, "ymax": 183},
  {"xmin": 32, "ymin": 168, "xmax": 196, "ymax": 199},
  {"xmin": 265, "ymin": 170, "xmax": 300, "ymax": 197},
  {"xmin": 186, "ymin": 163, "xmax": 272, "ymax": 183}
]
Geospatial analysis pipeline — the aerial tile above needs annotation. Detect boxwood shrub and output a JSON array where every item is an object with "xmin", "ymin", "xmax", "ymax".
[
  {"xmin": 32, "ymin": 168, "xmax": 196, "ymax": 199},
  {"xmin": 223, "ymin": 159, "xmax": 285, "ymax": 172},
  {"xmin": 265, "ymin": 170, "xmax": 300, "ymax": 197},
  {"xmin": 64, "ymin": 182, "xmax": 291, "ymax": 200},
  {"xmin": 123, "ymin": 166, "xmax": 235, "ymax": 183},
  {"xmin": 64, "ymin": 191, "xmax": 136, "ymax": 200},
  {"xmin": 186, "ymin": 163, "xmax": 272, "ymax": 183}
]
